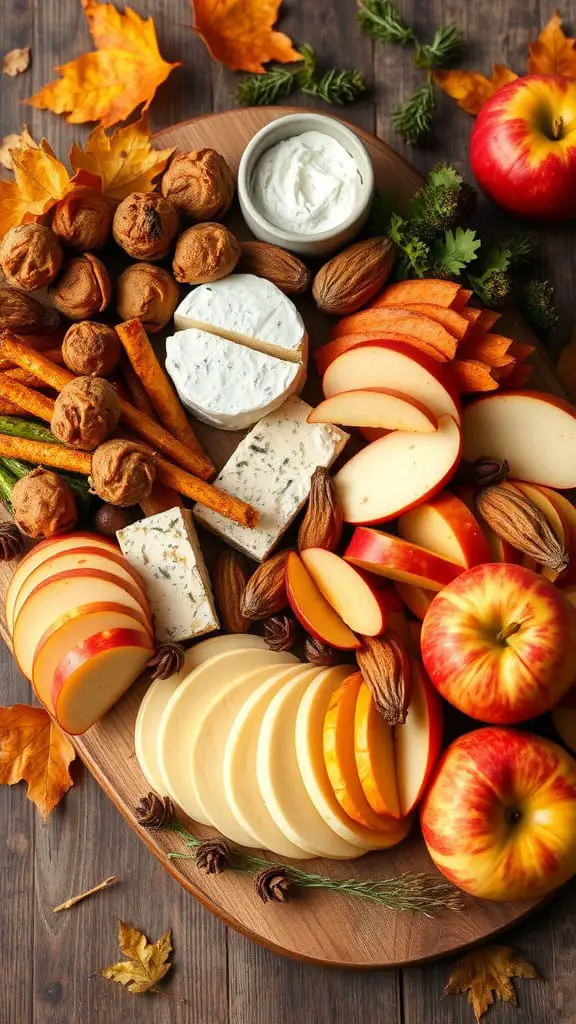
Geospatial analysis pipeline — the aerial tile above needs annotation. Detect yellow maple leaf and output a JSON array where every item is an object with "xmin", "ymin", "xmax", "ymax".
[
  {"xmin": 0, "ymin": 180, "xmax": 30, "ymax": 236},
  {"xmin": 191, "ymin": 0, "xmax": 300, "ymax": 73},
  {"xmin": 100, "ymin": 921, "xmax": 173, "ymax": 995},
  {"xmin": 0, "ymin": 704, "xmax": 76, "ymax": 821},
  {"xmin": 27, "ymin": 0, "xmax": 180, "ymax": 128},
  {"xmin": 445, "ymin": 944, "xmax": 538, "ymax": 1023},
  {"xmin": 69, "ymin": 116, "xmax": 173, "ymax": 202},
  {"xmin": 10, "ymin": 134, "xmax": 71, "ymax": 215},
  {"xmin": 528, "ymin": 11, "xmax": 576, "ymax": 75},
  {"xmin": 434, "ymin": 64, "xmax": 518, "ymax": 116}
]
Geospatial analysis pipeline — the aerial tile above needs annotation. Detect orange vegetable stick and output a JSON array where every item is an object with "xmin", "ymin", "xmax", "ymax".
[
  {"xmin": 451, "ymin": 359, "xmax": 499, "ymax": 393},
  {"xmin": 500, "ymin": 363, "xmax": 533, "ymax": 389},
  {"xmin": 376, "ymin": 302, "xmax": 470, "ymax": 340},
  {"xmin": 116, "ymin": 318, "xmax": 209, "ymax": 462},
  {"xmin": 0, "ymin": 375, "xmax": 55, "ymax": 421},
  {"xmin": 331, "ymin": 309, "xmax": 458, "ymax": 359},
  {"xmin": 508, "ymin": 341, "xmax": 536, "ymax": 362},
  {"xmin": 0, "ymin": 345, "xmax": 64, "ymax": 374},
  {"xmin": 0, "ymin": 434, "xmax": 91, "ymax": 473},
  {"xmin": 315, "ymin": 331, "xmax": 447, "ymax": 374},
  {"xmin": 0, "ymin": 334, "xmax": 215, "ymax": 481},
  {"xmin": 119, "ymin": 354, "xmax": 159, "ymax": 421},
  {"xmin": 0, "ymin": 397, "xmax": 25, "ymax": 415},
  {"xmin": 372, "ymin": 279, "xmax": 461, "ymax": 308},
  {"xmin": 451, "ymin": 288, "xmax": 473, "ymax": 310},
  {"xmin": 458, "ymin": 334, "xmax": 514, "ymax": 367},
  {"xmin": 461, "ymin": 308, "xmax": 501, "ymax": 333},
  {"xmin": 155, "ymin": 458, "xmax": 258, "ymax": 528}
]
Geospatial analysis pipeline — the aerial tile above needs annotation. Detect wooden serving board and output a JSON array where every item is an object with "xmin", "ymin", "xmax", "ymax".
[{"xmin": 0, "ymin": 107, "xmax": 566, "ymax": 969}]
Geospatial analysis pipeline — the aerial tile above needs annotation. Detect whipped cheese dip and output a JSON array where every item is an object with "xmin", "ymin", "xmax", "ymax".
[{"xmin": 252, "ymin": 130, "xmax": 362, "ymax": 235}]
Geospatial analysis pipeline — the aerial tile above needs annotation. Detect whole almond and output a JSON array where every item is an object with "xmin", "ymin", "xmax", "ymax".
[
  {"xmin": 238, "ymin": 241, "xmax": 311, "ymax": 295},
  {"xmin": 356, "ymin": 634, "xmax": 411, "ymax": 726},
  {"xmin": 212, "ymin": 548, "xmax": 251, "ymax": 633},
  {"xmin": 241, "ymin": 549, "xmax": 290, "ymax": 620},
  {"xmin": 298, "ymin": 467, "xmax": 343, "ymax": 552},
  {"xmin": 0, "ymin": 285, "xmax": 62, "ymax": 334},
  {"xmin": 475, "ymin": 483, "xmax": 569, "ymax": 577},
  {"xmin": 312, "ymin": 236, "xmax": 395, "ymax": 315}
]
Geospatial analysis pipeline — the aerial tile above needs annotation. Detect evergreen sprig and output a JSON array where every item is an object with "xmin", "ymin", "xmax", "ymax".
[
  {"xmin": 415, "ymin": 24, "xmax": 463, "ymax": 68},
  {"xmin": 392, "ymin": 79, "xmax": 436, "ymax": 146},
  {"xmin": 236, "ymin": 45, "xmax": 365, "ymax": 107},
  {"xmin": 302, "ymin": 68, "xmax": 366, "ymax": 105},
  {"xmin": 357, "ymin": 0, "xmax": 415, "ymax": 45}
]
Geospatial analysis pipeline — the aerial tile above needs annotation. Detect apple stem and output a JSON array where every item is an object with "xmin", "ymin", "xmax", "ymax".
[
  {"xmin": 496, "ymin": 621, "xmax": 521, "ymax": 643},
  {"xmin": 553, "ymin": 115, "xmax": 564, "ymax": 140}
]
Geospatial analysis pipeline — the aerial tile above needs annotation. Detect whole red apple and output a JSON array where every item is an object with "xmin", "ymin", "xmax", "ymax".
[
  {"xmin": 470, "ymin": 75, "xmax": 576, "ymax": 218},
  {"xmin": 421, "ymin": 727, "xmax": 576, "ymax": 901},
  {"xmin": 421, "ymin": 563, "xmax": 576, "ymax": 723}
]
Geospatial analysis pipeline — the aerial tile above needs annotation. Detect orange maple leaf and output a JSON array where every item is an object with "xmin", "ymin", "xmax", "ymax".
[
  {"xmin": 0, "ymin": 704, "xmax": 76, "ymax": 821},
  {"xmin": 528, "ymin": 11, "xmax": 576, "ymax": 75},
  {"xmin": 191, "ymin": 0, "xmax": 300, "ymax": 73},
  {"xmin": 69, "ymin": 116, "xmax": 174, "ymax": 201},
  {"xmin": 0, "ymin": 181, "xmax": 30, "ymax": 236},
  {"xmin": 434, "ymin": 64, "xmax": 518, "ymax": 115},
  {"xmin": 11, "ymin": 132, "xmax": 72, "ymax": 215},
  {"xmin": 27, "ymin": 0, "xmax": 180, "ymax": 128}
]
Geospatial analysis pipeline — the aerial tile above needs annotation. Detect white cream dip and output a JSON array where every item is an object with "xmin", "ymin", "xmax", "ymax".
[{"xmin": 251, "ymin": 130, "xmax": 362, "ymax": 235}]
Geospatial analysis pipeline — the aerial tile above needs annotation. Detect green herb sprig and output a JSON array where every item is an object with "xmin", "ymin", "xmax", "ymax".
[{"xmin": 236, "ymin": 45, "xmax": 366, "ymax": 108}]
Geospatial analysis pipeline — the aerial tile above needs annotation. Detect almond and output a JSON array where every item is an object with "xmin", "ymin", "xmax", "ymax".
[
  {"xmin": 475, "ymin": 483, "xmax": 569, "ymax": 577},
  {"xmin": 0, "ymin": 285, "xmax": 62, "ymax": 334},
  {"xmin": 240, "ymin": 549, "xmax": 290, "ymax": 620},
  {"xmin": 212, "ymin": 548, "xmax": 251, "ymax": 633},
  {"xmin": 298, "ymin": 467, "xmax": 343, "ymax": 552},
  {"xmin": 356, "ymin": 633, "xmax": 411, "ymax": 726},
  {"xmin": 312, "ymin": 236, "xmax": 395, "ymax": 315},
  {"xmin": 238, "ymin": 242, "xmax": 311, "ymax": 295}
]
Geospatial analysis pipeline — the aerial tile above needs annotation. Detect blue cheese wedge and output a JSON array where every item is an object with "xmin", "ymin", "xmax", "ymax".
[
  {"xmin": 194, "ymin": 397, "xmax": 349, "ymax": 562},
  {"xmin": 117, "ymin": 508, "xmax": 219, "ymax": 643}
]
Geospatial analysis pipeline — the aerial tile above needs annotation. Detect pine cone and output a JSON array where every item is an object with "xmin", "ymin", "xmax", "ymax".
[
  {"xmin": 264, "ymin": 614, "xmax": 296, "ymax": 652},
  {"xmin": 147, "ymin": 641, "xmax": 185, "ymax": 681},
  {"xmin": 196, "ymin": 838, "xmax": 230, "ymax": 874},
  {"xmin": 305, "ymin": 636, "xmax": 340, "ymax": 666},
  {"xmin": 135, "ymin": 792, "xmax": 175, "ymax": 830},
  {"xmin": 255, "ymin": 866, "xmax": 292, "ymax": 903},
  {"xmin": 454, "ymin": 456, "xmax": 509, "ymax": 490},
  {"xmin": 0, "ymin": 522, "xmax": 26, "ymax": 561}
]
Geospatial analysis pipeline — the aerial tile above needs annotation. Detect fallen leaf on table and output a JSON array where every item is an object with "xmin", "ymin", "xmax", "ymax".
[
  {"xmin": 528, "ymin": 11, "xmax": 576, "ymax": 75},
  {"xmin": 445, "ymin": 944, "xmax": 538, "ymax": 1022},
  {"xmin": 0, "ymin": 704, "xmax": 76, "ymax": 821},
  {"xmin": 10, "ymin": 132, "xmax": 72, "ymax": 215},
  {"xmin": 3, "ymin": 47, "xmax": 31, "ymax": 77},
  {"xmin": 69, "ymin": 116, "xmax": 173, "ymax": 201},
  {"xmin": 0, "ymin": 180, "xmax": 30, "ymax": 235},
  {"xmin": 27, "ymin": 0, "xmax": 180, "ymax": 128},
  {"xmin": 100, "ymin": 921, "xmax": 172, "ymax": 995},
  {"xmin": 0, "ymin": 134, "xmax": 21, "ymax": 170},
  {"xmin": 433, "ymin": 64, "xmax": 518, "ymax": 115},
  {"xmin": 191, "ymin": 0, "xmax": 300, "ymax": 73}
]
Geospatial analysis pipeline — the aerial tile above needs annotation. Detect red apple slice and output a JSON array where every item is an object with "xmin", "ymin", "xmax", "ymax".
[
  {"xmin": 53, "ymin": 627, "xmax": 154, "ymax": 734},
  {"xmin": 308, "ymin": 389, "xmax": 438, "ymax": 433},
  {"xmin": 345, "ymin": 529, "xmax": 463, "ymax": 591},
  {"xmin": 32, "ymin": 602, "xmax": 153, "ymax": 712},
  {"xmin": 334, "ymin": 415, "xmax": 461, "ymax": 525},
  {"xmin": 463, "ymin": 391, "xmax": 576, "ymax": 489},
  {"xmin": 5, "ymin": 531, "xmax": 118, "ymax": 631},
  {"xmin": 395, "ymin": 582, "xmax": 434, "ymax": 620},
  {"xmin": 12, "ymin": 546, "xmax": 150, "ymax": 628},
  {"xmin": 398, "ymin": 491, "xmax": 492, "ymax": 568},
  {"xmin": 322, "ymin": 342, "xmax": 461, "ymax": 424},
  {"xmin": 300, "ymin": 548, "xmax": 387, "ymax": 637},
  {"xmin": 286, "ymin": 552, "xmax": 360, "ymax": 650},
  {"xmin": 395, "ymin": 660, "xmax": 443, "ymax": 816},
  {"xmin": 13, "ymin": 570, "xmax": 150, "ymax": 681}
]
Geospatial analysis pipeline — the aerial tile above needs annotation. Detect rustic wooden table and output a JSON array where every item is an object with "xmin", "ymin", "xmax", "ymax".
[{"xmin": 1, "ymin": 2, "xmax": 576, "ymax": 1022}]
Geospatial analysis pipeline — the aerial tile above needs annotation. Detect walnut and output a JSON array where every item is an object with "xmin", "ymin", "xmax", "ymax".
[
  {"xmin": 0, "ymin": 224, "xmax": 63, "ymax": 290},
  {"xmin": 112, "ymin": 192, "xmax": 179, "ymax": 260},
  {"xmin": 90, "ymin": 439, "xmax": 156, "ymax": 506},
  {"xmin": 12, "ymin": 467, "xmax": 77, "ymax": 538},
  {"xmin": 50, "ymin": 254, "xmax": 111, "ymax": 320},
  {"xmin": 51, "ymin": 190, "xmax": 114, "ymax": 251},
  {"xmin": 62, "ymin": 321, "xmax": 121, "ymax": 376},
  {"xmin": 51, "ymin": 376, "xmax": 121, "ymax": 450},
  {"xmin": 173, "ymin": 223, "xmax": 241, "ymax": 285},
  {"xmin": 161, "ymin": 149, "xmax": 235, "ymax": 221},
  {"xmin": 116, "ymin": 263, "xmax": 179, "ymax": 333}
]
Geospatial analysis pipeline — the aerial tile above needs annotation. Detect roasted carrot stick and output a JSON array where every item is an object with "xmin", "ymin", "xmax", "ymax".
[
  {"xmin": 0, "ymin": 375, "xmax": 55, "ymax": 421},
  {"xmin": 156, "ymin": 459, "xmax": 259, "ymax": 528},
  {"xmin": 0, "ymin": 434, "xmax": 91, "ymax": 473},
  {"xmin": 119, "ymin": 354, "xmax": 158, "ymax": 421}
]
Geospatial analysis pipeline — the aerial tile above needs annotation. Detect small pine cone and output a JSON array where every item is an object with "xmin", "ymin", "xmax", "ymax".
[
  {"xmin": 264, "ymin": 614, "xmax": 296, "ymax": 652},
  {"xmin": 196, "ymin": 838, "xmax": 230, "ymax": 875},
  {"xmin": 305, "ymin": 636, "xmax": 340, "ymax": 666},
  {"xmin": 0, "ymin": 522, "xmax": 26, "ymax": 561},
  {"xmin": 135, "ymin": 792, "xmax": 175, "ymax": 830},
  {"xmin": 147, "ymin": 641, "xmax": 185, "ymax": 681},
  {"xmin": 454, "ymin": 456, "xmax": 509, "ymax": 490},
  {"xmin": 255, "ymin": 866, "xmax": 292, "ymax": 903}
]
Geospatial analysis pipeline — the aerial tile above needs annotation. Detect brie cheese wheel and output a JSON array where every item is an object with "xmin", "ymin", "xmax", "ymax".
[
  {"xmin": 173, "ymin": 274, "xmax": 308, "ymax": 364},
  {"xmin": 165, "ymin": 328, "xmax": 303, "ymax": 431}
]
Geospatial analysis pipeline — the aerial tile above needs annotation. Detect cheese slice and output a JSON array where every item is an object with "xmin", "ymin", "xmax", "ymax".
[
  {"xmin": 165, "ymin": 328, "xmax": 304, "ymax": 431},
  {"xmin": 194, "ymin": 396, "xmax": 349, "ymax": 561},
  {"xmin": 173, "ymin": 274, "xmax": 307, "ymax": 364}
]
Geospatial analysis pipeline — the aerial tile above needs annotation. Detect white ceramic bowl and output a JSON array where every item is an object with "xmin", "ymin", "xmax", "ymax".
[{"xmin": 237, "ymin": 112, "xmax": 375, "ymax": 257}]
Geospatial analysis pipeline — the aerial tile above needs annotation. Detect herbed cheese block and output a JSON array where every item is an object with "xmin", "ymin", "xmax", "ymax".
[
  {"xmin": 165, "ymin": 328, "xmax": 303, "ymax": 431},
  {"xmin": 117, "ymin": 507, "xmax": 219, "ymax": 643},
  {"xmin": 194, "ymin": 396, "xmax": 349, "ymax": 562}
]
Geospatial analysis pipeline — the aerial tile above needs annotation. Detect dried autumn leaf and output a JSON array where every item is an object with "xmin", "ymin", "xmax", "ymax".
[
  {"xmin": 3, "ymin": 47, "xmax": 31, "ymax": 77},
  {"xmin": 528, "ymin": 11, "xmax": 576, "ymax": 75},
  {"xmin": 434, "ymin": 64, "xmax": 518, "ymax": 116},
  {"xmin": 100, "ymin": 921, "xmax": 172, "ymax": 995},
  {"xmin": 69, "ymin": 116, "xmax": 173, "ymax": 201},
  {"xmin": 191, "ymin": 0, "xmax": 300, "ymax": 73},
  {"xmin": 0, "ymin": 181, "xmax": 29, "ymax": 235},
  {"xmin": 11, "ymin": 132, "xmax": 71, "ymax": 215},
  {"xmin": 445, "ymin": 944, "xmax": 538, "ymax": 1022},
  {"xmin": 28, "ymin": 0, "xmax": 180, "ymax": 128},
  {"xmin": 0, "ymin": 704, "xmax": 76, "ymax": 821},
  {"xmin": 0, "ymin": 134, "xmax": 21, "ymax": 171}
]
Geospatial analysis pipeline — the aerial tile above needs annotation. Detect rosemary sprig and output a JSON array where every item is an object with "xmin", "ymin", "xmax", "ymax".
[
  {"xmin": 357, "ymin": 0, "xmax": 415, "ymax": 45},
  {"xmin": 166, "ymin": 822, "xmax": 464, "ymax": 917},
  {"xmin": 415, "ymin": 24, "xmax": 463, "ymax": 68},
  {"xmin": 302, "ymin": 68, "xmax": 366, "ymax": 105},
  {"xmin": 235, "ymin": 67, "xmax": 297, "ymax": 106},
  {"xmin": 393, "ymin": 79, "xmax": 436, "ymax": 146},
  {"xmin": 236, "ymin": 45, "xmax": 365, "ymax": 107}
]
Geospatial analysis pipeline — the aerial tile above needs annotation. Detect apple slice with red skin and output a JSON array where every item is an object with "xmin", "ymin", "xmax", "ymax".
[
  {"xmin": 53, "ymin": 627, "xmax": 154, "ymax": 734},
  {"xmin": 13, "ymin": 570, "xmax": 151, "ymax": 681},
  {"xmin": 334, "ymin": 414, "xmax": 461, "ymax": 525},
  {"xmin": 300, "ymin": 548, "xmax": 387, "ymax": 637},
  {"xmin": 286, "ymin": 553, "xmax": 360, "ymax": 650},
  {"xmin": 395, "ymin": 660, "xmax": 443, "ymax": 817},
  {"xmin": 395, "ymin": 582, "xmax": 434, "ymax": 620},
  {"xmin": 308, "ymin": 388, "xmax": 438, "ymax": 433},
  {"xmin": 345, "ymin": 529, "xmax": 463, "ymax": 591},
  {"xmin": 32, "ymin": 602, "xmax": 153, "ymax": 712},
  {"xmin": 398, "ymin": 490, "xmax": 492, "ymax": 569}
]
